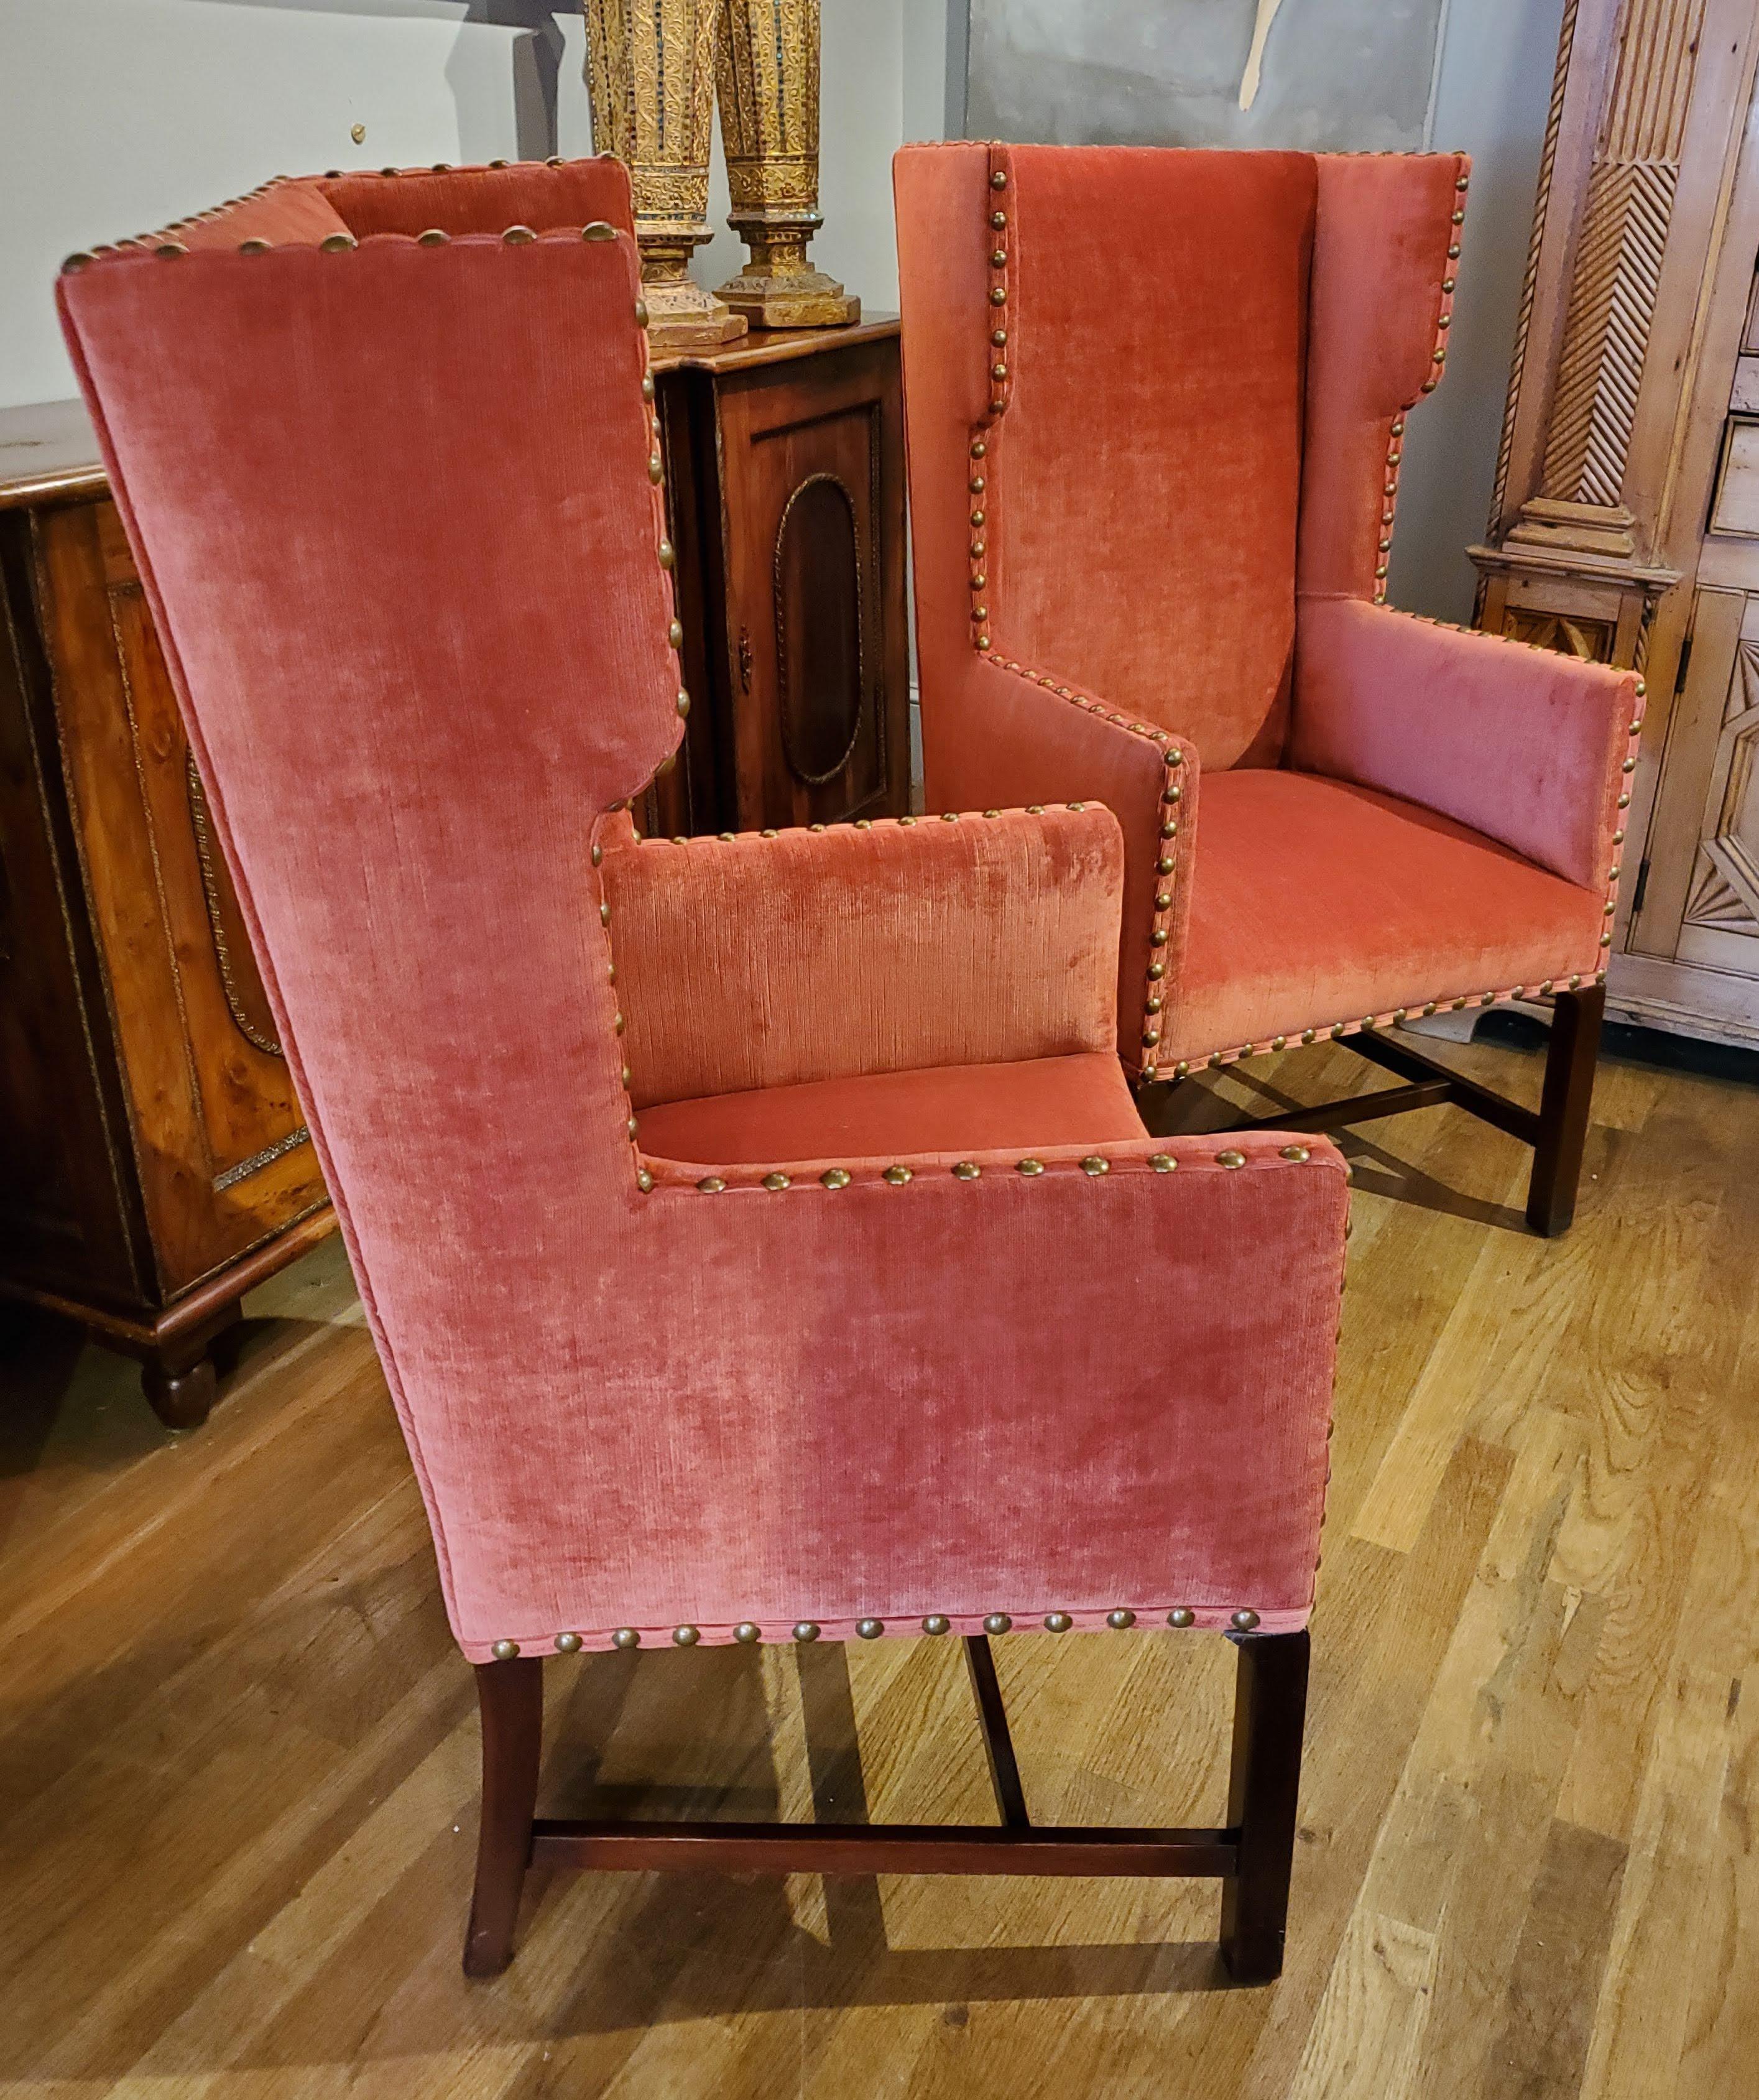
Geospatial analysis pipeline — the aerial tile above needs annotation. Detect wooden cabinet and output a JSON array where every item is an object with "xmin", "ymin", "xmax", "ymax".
[
  {"xmin": 1, "ymin": 404, "xmax": 335, "ymax": 1426},
  {"xmin": 0, "ymin": 323, "xmax": 910, "ymax": 1423},
  {"xmin": 637, "ymin": 320, "xmax": 910, "ymax": 838},
  {"xmin": 1470, "ymin": 0, "xmax": 1759, "ymax": 1048}
]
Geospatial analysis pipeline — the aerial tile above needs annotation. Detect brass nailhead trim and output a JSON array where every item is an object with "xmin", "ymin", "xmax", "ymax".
[
  {"xmin": 1107, "ymin": 1609, "xmax": 1135, "ymax": 1629},
  {"xmin": 672, "ymin": 1625, "xmax": 699, "ymax": 1646},
  {"xmin": 984, "ymin": 1613, "xmax": 1012, "ymax": 1634},
  {"xmin": 555, "ymin": 1632, "xmax": 583, "ymax": 1653},
  {"xmin": 1231, "ymin": 1609, "xmax": 1261, "ymax": 1631},
  {"xmin": 923, "ymin": 1615, "xmax": 951, "ymax": 1635},
  {"xmin": 793, "ymin": 1622, "xmax": 821, "ymax": 1642},
  {"xmin": 762, "ymin": 1172, "xmax": 790, "ymax": 1191},
  {"xmin": 857, "ymin": 1618, "xmax": 884, "ymax": 1639},
  {"xmin": 696, "ymin": 1177, "xmax": 726, "ymax": 1193},
  {"xmin": 1044, "ymin": 1612, "xmax": 1073, "ymax": 1633},
  {"xmin": 821, "ymin": 1168, "xmax": 852, "ymax": 1189},
  {"xmin": 1167, "ymin": 1608, "xmax": 1195, "ymax": 1629},
  {"xmin": 491, "ymin": 1639, "xmax": 519, "ymax": 1660},
  {"xmin": 612, "ymin": 1627, "xmax": 640, "ymax": 1649}
]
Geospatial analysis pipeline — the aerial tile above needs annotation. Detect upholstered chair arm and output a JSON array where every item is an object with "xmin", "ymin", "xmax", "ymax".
[
  {"xmin": 602, "ymin": 803, "xmax": 1127, "ymax": 1109},
  {"xmin": 1290, "ymin": 598, "xmax": 1643, "ymax": 890},
  {"xmin": 550, "ymin": 1127, "xmax": 1349, "ymax": 1654},
  {"xmin": 921, "ymin": 653, "xmax": 1199, "ymax": 1075}
]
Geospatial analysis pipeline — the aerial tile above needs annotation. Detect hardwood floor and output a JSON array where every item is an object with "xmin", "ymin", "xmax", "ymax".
[{"xmin": 1, "ymin": 1032, "xmax": 1755, "ymax": 2099}]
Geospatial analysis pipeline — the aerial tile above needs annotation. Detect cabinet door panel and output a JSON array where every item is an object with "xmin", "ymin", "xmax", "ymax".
[{"xmin": 717, "ymin": 341, "xmax": 909, "ymax": 830}]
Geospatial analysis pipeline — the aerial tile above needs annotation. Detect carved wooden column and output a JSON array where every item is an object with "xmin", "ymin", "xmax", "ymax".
[
  {"xmin": 584, "ymin": 0, "xmax": 746, "ymax": 346},
  {"xmin": 1472, "ymin": 0, "xmax": 1757, "ymax": 662},
  {"xmin": 713, "ymin": 0, "xmax": 857, "ymax": 328}
]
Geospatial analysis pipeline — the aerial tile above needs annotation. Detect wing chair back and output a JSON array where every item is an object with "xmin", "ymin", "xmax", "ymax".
[
  {"xmin": 896, "ymin": 144, "xmax": 1466, "ymax": 771},
  {"xmin": 57, "ymin": 161, "xmax": 679, "ymax": 1499}
]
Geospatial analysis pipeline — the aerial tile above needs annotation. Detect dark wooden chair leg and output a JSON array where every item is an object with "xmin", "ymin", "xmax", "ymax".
[
  {"xmin": 1219, "ymin": 1629, "xmax": 1309, "ymax": 1986},
  {"xmin": 1526, "ymin": 981, "xmax": 1605, "ymax": 1238},
  {"xmin": 463, "ymin": 1656, "xmax": 544, "ymax": 1978}
]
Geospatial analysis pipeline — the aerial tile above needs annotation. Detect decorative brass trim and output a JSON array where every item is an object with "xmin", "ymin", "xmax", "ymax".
[
  {"xmin": 213, "ymin": 1123, "xmax": 312, "ymax": 1192},
  {"xmin": 185, "ymin": 749, "xmax": 282, "ymax": 1058},
  {"xmin": 772, "ymin": 469, "xmax": 866, "ymax": 785}
]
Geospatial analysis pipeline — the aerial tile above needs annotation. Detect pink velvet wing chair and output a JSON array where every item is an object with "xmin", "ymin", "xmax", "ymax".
[
  {"xmin": 895, "ymin": 144, "xmax": 1643, "ymax": 1237},
  {"xmin": 58, "ymin": 157, "xmax": 1349, "ymax": 1986}
]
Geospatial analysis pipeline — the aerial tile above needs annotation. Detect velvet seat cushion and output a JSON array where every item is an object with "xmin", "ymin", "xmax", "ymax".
[
  {"xmin": 638, "ymin": 1052, "xmax": 1145, "ymax": 1168},
  {"xmin": 1163, "ymin": 770, "xmax": 1609, "ymax": 1065}
]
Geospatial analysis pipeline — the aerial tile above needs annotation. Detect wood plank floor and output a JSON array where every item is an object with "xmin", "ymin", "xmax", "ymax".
[{"xmin": 2, "ymin": 1032, "xmax": 1755, "ymax": 2099}]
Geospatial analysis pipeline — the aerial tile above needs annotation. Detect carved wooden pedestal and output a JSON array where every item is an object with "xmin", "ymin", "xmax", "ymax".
[
  {"xmin": 0, "ymin": 403, "xmax": 335, "ymax": 1427},
  {"xmin": 636, "ymin": 319, "xmax": 910, "ymax": 836}
]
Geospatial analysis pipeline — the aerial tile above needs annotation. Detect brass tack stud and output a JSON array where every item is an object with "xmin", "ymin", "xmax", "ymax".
[
  {"xmin": 238, "ymin": 238, "xmax": 272, "ymax": 256},
  {"xmin": 762, "ymin": 1172, "xmax": 791, "ymax": 1191},
  {"xmin": 1216, "ymin": 1149, "xmax": 1247, "ymax": 1170},
  {"xmin": 612, "ymin": 1011, "xmax": 626, "ymax": 1035},
  {"xmin": 857, "ymin": 1618, "xmax": 884, "ymax": 1640},
  {"xmin": 649, "ymin": 454, "xmax": 664, "ymax": 484},
  {"xmin": 1148, "ymin": 1154, "xmax": 1177, "ymax": 1173},
  {"xmin": 672, "ymin": 1625, "xmax": 699, "ymax": 1647},
  {"xmin": 1080, "ymin": 1155, "xmax": 1110, "ymax": 1177},
  {"xmin": 1167, "ymin": 1607, "xmax": 1195, "ymax": 1629},
  {"xmin": 1016, "ymin": 1158, "xmax": 1045, "ymax": 1177},
  {"xmin": 970, "ymin": 439, "xmax": 987, "ymax": 458},
  {"xmin": 675, "ymin": 689, "xmax": 691, "ymax": 719},
  {"xmin": 761, "ymin": 826, "xmax": 778, "ymax": 838},
  {"xmin": 1147, "ymin": 961, "xmax": 1166, "ymax": 981},
  {"xmin": 1107, "ymin": 1609, "xmax": 1135, "ymax": 1629},
  {"xmin": 491, "ymin": 1639, "xmax": 519, "ymax": 1661},
  {"xmin": 821, "ymin": 1168, "xmax": 852, "ymax": 1190},
  {"xmin": 734, "ymin": 1622, "xmax": 760, "ymax": 1643},
  {"xmin": 658, "ymin": 538, "xmax": 675, "ymax": 569},
  {"xmin": 989, "ymin": 286, "xmax": 1007, "ymax": 306},
  {"xmin": 583, "ymin": 220, "xmax": 618, "ymax": 243},
  {"xmin": 555, "ymin": 1632, "xmax": 583, "ymax": 1654},
  {"xmin": 990, "ymin": 170, "xmax": 1009, "ymax": 189},
  {"xmin": 923, "ymin": 1615, "xmax": 951, "ymax": 1635},
  {"xmin": 951, "ymin": 1161, "xmax": 982, "ymax": 1182},
  {"xmin": 793, "ymin": 1621, "xmax": 821, "ymax": 1643},
  {"xmin": 503, "ymin": 224, "xmax": 537, "ymax": 244},
  {"xmin": 634, "ymin": 297, "xmax": 650, "ymax": 325},
  {"xmin": 318, "ymin": 233, "xmax": 356, "ymax": 252},
  {"xmin": 668, "ymin": 620, "xmax": 683, "ymax": 649},
  {"xmin": 983, "ymin": 1613, "xmax": 1012, "ymax": 1634},
  {"xmin": 635, "ymin": 1169, "xmax": 653, "ymax": 1193},
  {"xmin": 1280, "ymin": 1144, "xmax": 1311, "ymax": 1163},
  {"xmin": 883, "ymin": 1164, "xmax": 913, "ymax": 1185},
  {"xmin": 591, "ymin": 843, "xmax": 603, "ymax": 866},
  {"xmin": 696, "ymin": 1176, "xmax": 726, "ymax": 1193},
  {"xmin": 1044, "ymin": 1612, "xmax": 1073, "ymax": 1633},
  {"xmin": 1231, "ymin": 1608, "xmax": 1261, "ymax": 1632}
]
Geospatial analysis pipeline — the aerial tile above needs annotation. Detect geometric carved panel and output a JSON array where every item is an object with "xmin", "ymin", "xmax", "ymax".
[
  {"xmin": 1687, "ymin": 635, "xmax": 1759, "ymax": 926},
  {"xmin": 1498, "ymin": 608, "xmax": 1617, "ymax": 662}
]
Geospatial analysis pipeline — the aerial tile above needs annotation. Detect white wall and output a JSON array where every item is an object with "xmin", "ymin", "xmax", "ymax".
[{"xmin": 0, "ymin": 0, "xmax": 908, "ymax": 410}]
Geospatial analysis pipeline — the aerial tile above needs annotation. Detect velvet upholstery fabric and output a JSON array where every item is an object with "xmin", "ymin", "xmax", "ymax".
[
  {"xmin": 1165, "ymin": 772, "xmax": 1610, "ymax": 1065},
  {"xmin": 1290, "ymin": 599, "xmax": 1633, "ymax": 890},
  {"xmin": 637, "ymin": 1053, "xmax": 1145, "ymax": 1167},
  {"xmin": 604, "ymin": 807, "xmax": 1123, "ymax": 1108},
  {"xmin": 60, "ymin": 162, "xmax": 1349, "ymax": 1659},
  {"xmin": 895, "ymin": 144, "xmax": 1642, "ymax": 1078}
]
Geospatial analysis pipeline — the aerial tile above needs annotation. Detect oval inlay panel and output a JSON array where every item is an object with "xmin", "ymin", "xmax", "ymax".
[{"xmin": 773, "ymin": 473, "xmax": 864, "ymax": 785}]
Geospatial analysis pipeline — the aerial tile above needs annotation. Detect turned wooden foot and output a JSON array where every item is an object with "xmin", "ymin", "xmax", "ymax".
[
  {"xmin": 141, "ymin": 1349, "xmax": 218, "ymax": 1430},
  {"xmin": 137, "ymin": 1304, "xmax": 244, "ymax": 1430}
]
